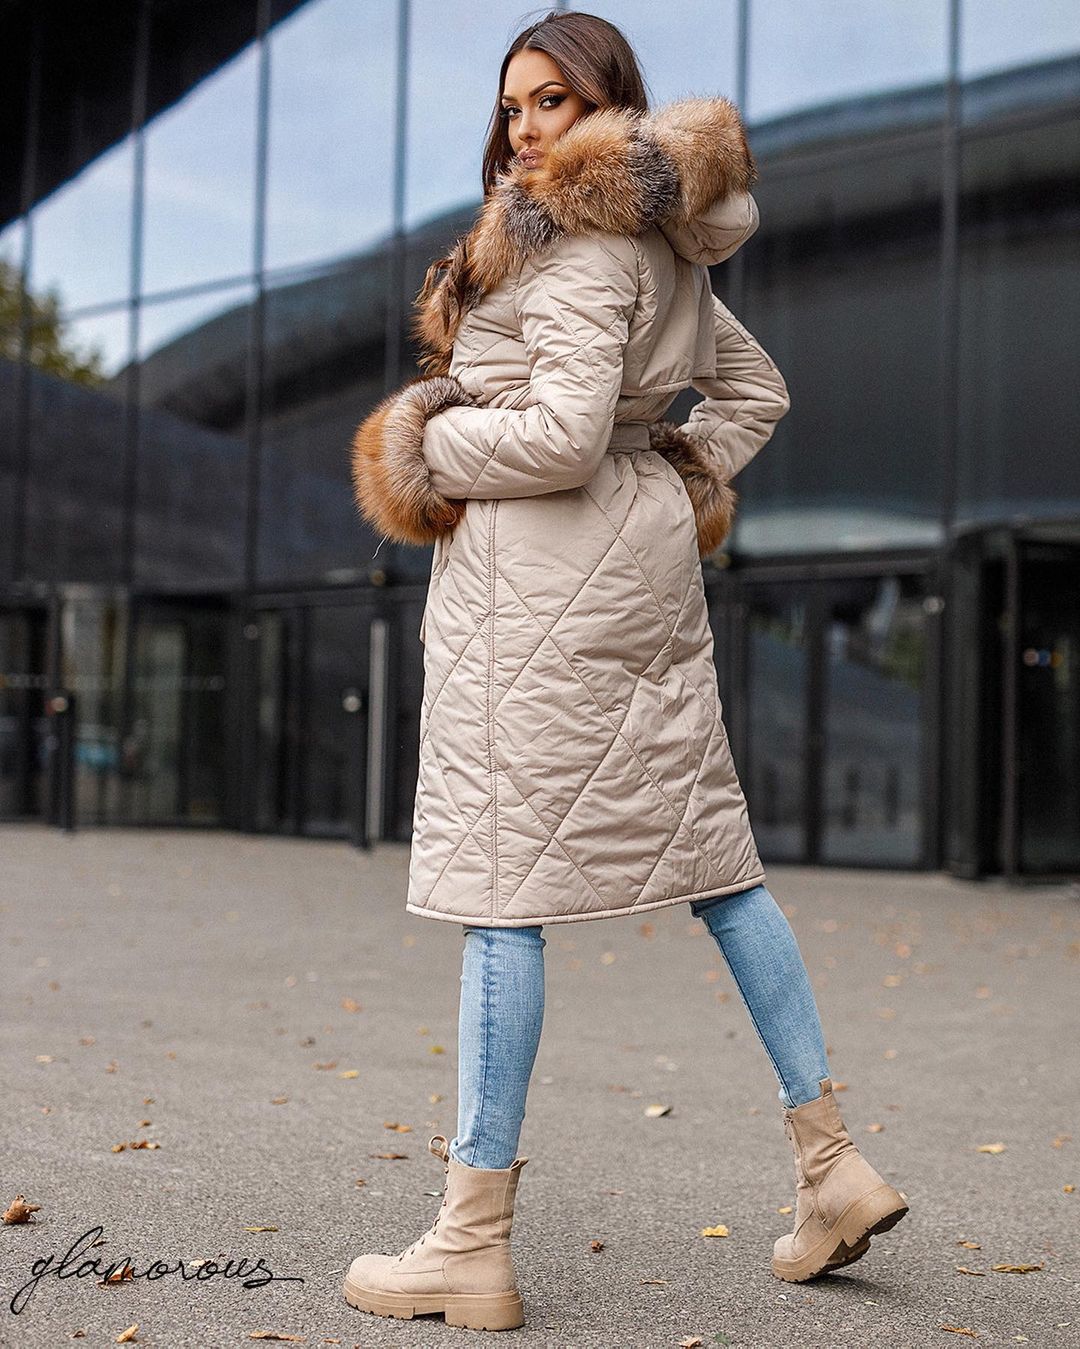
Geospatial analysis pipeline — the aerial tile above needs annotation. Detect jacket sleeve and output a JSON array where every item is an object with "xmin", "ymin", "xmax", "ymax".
[
  {"xmin": 419, "ymin": 231, "xmax": 639, "ymax": 498},
  {"xmin": 679, "ymin": 294, "xmax": 790, "ymax": 482}
]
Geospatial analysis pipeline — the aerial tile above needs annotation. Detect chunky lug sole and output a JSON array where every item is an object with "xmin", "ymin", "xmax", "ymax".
[
  {"xmin": 772, "ymin": 1183, "xmax": 909, "ymax": 1283},
  {"xmin": 343, "ymin": 1274, "xmax": 524, "ymax": 1331}
]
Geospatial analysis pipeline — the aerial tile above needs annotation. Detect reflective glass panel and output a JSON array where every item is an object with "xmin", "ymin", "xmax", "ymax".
[
  {"xmin": 257, "ymin": 267, "xmax": 387, "ymax": 585},
  {"xmin": 142, "ymin": 28, "xmax": 259, "ymax": 294},
  {"xmin": 25, "ymin": 306, "xmax": 132, "ymax": 583},
  {"xmin": 961, "ymin": 0, "xmax": 1080, "ymax": 78},
  {"xmin": 738, "ymin": 134, "xmax": 945, "ymax": 555},
  {"xmin": 136, "ymin": 286, "xmax": 252, "ymax": 587},
  {"xmin": 1016, "ymin": 542, "xmax": 1080, "ymax": 873},
  {"xmin": 745, "ymin": 586, "xmax": 808, "ymax": 861},
  {"xmin": 820, "ymin": 575, "xmax": 927, "ymax": 865},
  {"xmin": 956, "ymin": 121, "xmax": 1080, "ymax": 525},
  {"xmin": 0, "ymin": 608, "xmax": 48, "ymax": 819},
  {"xmin": 304, "ymin": 603, "xmax": 370, "ymax": 837},
  {"xmin": 747, "ymin": 0, "xmax": 947, "ymax": 124},
  {"xmin": 31, "ymin": 137, "xmax": 135, "ymax": 311},
  {"xmin": 265, "ymin": 0, "xmax": 395, "ymax": 274},
  {"xmin": 405, "ymin": 2, "xmax": 526, "ymax": 230},
  {"xmin": 0, "ymin": 222, "xmax": 23, "ymax": 583},
  {"xmin": 60, "ymin": 596, "xmax": 127, "ymax": 824},
  {"xmin": 127, "ymin": 602, "xmax": 229, "ymax": 824},
  {"xmin": 578, "ymin": 2, "xmax": 737, "ymax": 100}
]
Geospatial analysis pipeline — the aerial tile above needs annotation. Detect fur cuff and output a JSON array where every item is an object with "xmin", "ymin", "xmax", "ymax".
[
  {"xmin": 648, "ymin": 421, "xmax": 738, "ymax": 557},
  {"xmin": 351, "ymin": 376, "xmax": 478, "ymax": 546}
]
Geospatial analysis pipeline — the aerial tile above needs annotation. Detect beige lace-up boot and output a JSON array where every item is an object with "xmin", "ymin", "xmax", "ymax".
[
  {"xmin": 343, "ymin": 1133, "xmax": 529, "ymax": 1331},
  {"xmin": 772, "ymin": 1076, "xmax": 909, "ymax": 1281}
]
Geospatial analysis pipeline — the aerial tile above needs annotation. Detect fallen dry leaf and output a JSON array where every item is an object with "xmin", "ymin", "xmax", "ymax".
[
  {"xmin": 777, "ymin": 1205, "xmax": 793, "ymax": 1215},
  {"xmin": 370, "ymin": 1152, "xmax": 408, "ymax": 1160},
  {"xmin": 678, "ymin": 1339, "xmax": 703, "ymax": 1348},
  {"xmin": 429, "ymin": 1045, "xmax": 445, "ymax": 1054},
  {"xmin": 1052, "ymin": 1134, "xmax": 1072, "ymax": 1148},
  {"xmin": 115, "ymin": 1325, "xmax": 139, "ymax": 1344},
  {"xmin": 271, "ymin": 1096, "xmax": 289, "ymax": 1105},
  {"xmin": 957, "ymin": 1240, "xmax": 982, "ymax": 1249},
  {"xmin": 639, "ymin": 1278, "xmax": 669, "ymax": 1285},
  {"xmin": 941, "ymin": 1327, "xmax": 978, "ymax": 1338},
  {"xmin": 244, "ymin": 1225, "xmax": 279, "ymax": 1233},
  {"xmin": 644, "ymin": 1103, "xmax": 671, "ymax": 1118},
  {"xmin": 589, "ymin": 1239, "xmax": 604, "ymax": 1251},
  {"xmin": 338, "ymin": 1069, "xmax": 359, "ymax": 1079},
  {"xmin": 976, "ymin": 1143, "xmax": 1006, "ymax": 1154},
  {"xmin": 3, "ymin": 1195, "xmax": 41, "ymax": 1224},
  {"xmin": 832, "ymin": 1081, "xmax": 848, "ymax": 1091},
  {"xmin": 867, "ymin": 1123, "xmax": 885, "ymax": 1133},
  {"xmin": 956, "ymin": 1266, "xmax": 986, "ymax": 1276},
  {"xmin": 383, "ymin": 1122, "xmax": 412, "ymax": 1133},
  {"xmin": 99, "ymin": 1264, "xmax": 135, "ymax": 1286},
  {"xmin": 1064, "ymin": 1185, "xmax": 1075, "ymax": 1194},
  {"xmin": 992, "ymin": 1262, "xmax": 1043, "ymax": 1274},
  {"xmin": 701, "ymin": 1224, "xmax": 730, "ymax": 1238},
  {"xmin": 429, "ymin": 1093, "xmax": 443, "ymax": 1104},
  {"xmin": 248, "ymin": 1335, "xmax": 303, "ymax": 1343},
  {"xmin": 312, "ymin": 1061, "xmax": 338, "ymax": 1071},
  {"xmin": 341, "ymin": 997, "xmax": 362, "ymax": 1013}
]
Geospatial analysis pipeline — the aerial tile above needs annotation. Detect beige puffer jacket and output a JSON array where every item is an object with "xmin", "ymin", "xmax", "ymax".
[{"xmin": 353, "ymin": 96, "xmax": 790, "ymax": 926}]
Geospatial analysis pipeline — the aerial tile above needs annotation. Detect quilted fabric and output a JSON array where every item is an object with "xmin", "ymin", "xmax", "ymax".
[{"xmin": 406, "ymin": 214, "xmax": 790, "ymax": 926}]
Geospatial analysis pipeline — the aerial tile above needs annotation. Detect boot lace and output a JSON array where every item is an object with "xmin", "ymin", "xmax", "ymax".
[{"xmin": 397, "ymin": 1142, "xmax": 451, "ymax": 1261}]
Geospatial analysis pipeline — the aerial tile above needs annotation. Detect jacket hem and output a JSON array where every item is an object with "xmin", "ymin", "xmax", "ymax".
[{"xmin": 404, "ymin": 869, "xmax": 768, "ymax": 927}]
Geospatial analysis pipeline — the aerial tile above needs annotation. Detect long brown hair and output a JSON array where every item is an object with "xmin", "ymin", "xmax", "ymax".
[{"xmin": 413, "ymin": 10, "xmax": 649, "ymax": 360}]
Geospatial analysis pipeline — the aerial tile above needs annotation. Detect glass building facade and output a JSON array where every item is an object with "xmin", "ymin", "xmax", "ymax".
[{"xmin": 1, "ymin": 1, "xmax": 1078, "ymax": 878}]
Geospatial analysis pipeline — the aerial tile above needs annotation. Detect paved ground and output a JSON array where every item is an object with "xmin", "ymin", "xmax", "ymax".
[{"xmin": 1, "ymin": 826, "xmax": 1078, "ymax": 1349}]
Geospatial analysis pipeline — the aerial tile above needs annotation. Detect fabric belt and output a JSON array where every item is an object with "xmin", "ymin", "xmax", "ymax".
[{"xmin": 607, "ymin": 422, "xmax": 653, "ymax": 451}]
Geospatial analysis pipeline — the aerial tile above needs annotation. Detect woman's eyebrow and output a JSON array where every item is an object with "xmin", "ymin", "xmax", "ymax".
[{"xmin": 500, "ymin": 81, "xmax": 567, "ymax": 104}]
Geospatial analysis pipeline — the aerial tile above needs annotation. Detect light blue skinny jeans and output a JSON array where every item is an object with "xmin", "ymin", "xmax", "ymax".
[{"xmin": 449, "ymin": 882, "xmax": 830, "ymax": 1169}]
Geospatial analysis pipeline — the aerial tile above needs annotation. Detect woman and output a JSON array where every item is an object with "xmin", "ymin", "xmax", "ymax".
[{"xmin": 346, "ymin": 9, "xmax": 908, "ymax": 1332}]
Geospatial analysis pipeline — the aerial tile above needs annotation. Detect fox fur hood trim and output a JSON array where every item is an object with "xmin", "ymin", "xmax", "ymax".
[{"xmin": 412, "ymin": 95, "xmax": 757, "ymax": 375}]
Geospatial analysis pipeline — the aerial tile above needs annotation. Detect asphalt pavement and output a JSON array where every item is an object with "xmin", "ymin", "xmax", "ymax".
[{"xmin": 2, "ymin": 826, "xmax": 1078, "ymax": 1348}]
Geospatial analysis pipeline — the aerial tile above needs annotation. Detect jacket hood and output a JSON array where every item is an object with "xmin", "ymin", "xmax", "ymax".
[{"xmin": 412, "ymin": 94, "xmax": 757, "ymax": 373}]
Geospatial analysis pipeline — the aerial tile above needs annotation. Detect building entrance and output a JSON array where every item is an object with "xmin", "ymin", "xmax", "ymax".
[
  {"xmin": 946, "ymin": 524, "xmax": 1080, "ymax": 879},
  {"xmin": 733, "ymin": 563, "xmax": 938, "ymax": 869},
  {"xmin": 0, "ymin": 605, "xmax": 49, "ymax": 820},
  {"xmin": 242, "ymin": 594, "xmax": 382, "ymax": 843}
]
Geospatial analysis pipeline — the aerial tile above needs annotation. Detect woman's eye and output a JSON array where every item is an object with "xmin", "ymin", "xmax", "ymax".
[{"xmin": 500, "ymin": 94, "xmax": 564, "ymax": 119}]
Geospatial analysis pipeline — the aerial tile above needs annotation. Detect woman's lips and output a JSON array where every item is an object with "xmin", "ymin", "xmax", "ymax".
[{"xmin": 518, "ymin": 151, "xmax": 542, "ymax": 167}]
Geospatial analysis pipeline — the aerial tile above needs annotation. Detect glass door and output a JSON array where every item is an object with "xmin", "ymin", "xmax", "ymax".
[
  {"xmin": 125, "ymin": 598, "xmax": 229, "ymax": 824},
  {"xmin": 819, "ymin": 575, "xmax": 933, "ymax": 866},
  {"xmin": 741, "ymin": 582, "xmax": 814, "ymax": 862},
  {"xmin": 738, "ymin": 568, "xmax": 934, "ymax": 868},
  {"xmin": 0, "ymin": 607, "xmax": 49, "ymax": 819},
  {"xmin": 1012, "ymin": 540, "xmax": 1080, "ymax": 875},
  {"xmin": 247, "ymin": 598, "xmax": 372, "ymax": 839}
]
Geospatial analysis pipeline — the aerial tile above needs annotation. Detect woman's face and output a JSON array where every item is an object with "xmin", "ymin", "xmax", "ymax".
[{"xmin": 500, "ymin": 49, "xmax": 591, "ymax": 170}]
